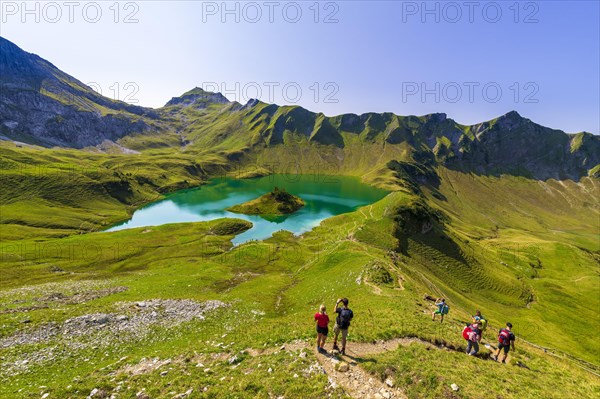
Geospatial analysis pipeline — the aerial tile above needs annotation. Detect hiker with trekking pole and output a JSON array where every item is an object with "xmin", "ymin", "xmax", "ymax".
[{"xmin": 431, "ymin": 298, "xmax": 449, "ymax": 323}]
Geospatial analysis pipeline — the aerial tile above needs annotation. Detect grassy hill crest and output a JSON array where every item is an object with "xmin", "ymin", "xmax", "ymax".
[{"xmin": 226, "ymin": 187, "xmax": 305, "ymax": 215}]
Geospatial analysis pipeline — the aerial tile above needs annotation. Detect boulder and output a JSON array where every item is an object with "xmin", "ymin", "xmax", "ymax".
[{"xmin": 335, "ymin": 361, "xmax": 349, "ymax": 372}]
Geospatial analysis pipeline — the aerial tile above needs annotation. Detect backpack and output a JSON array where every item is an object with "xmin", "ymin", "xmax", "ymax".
[
  {"xmin": 441, "ymin": 304, "xmax": 449, "ymax": 315},
  {"xmin": 338, "ymin": 308, "xmax": 353, "ymax": 329},
  {"xmin": 498, "ymin": 328, "xmax": 511, "ymax": 345},
  {"xmin": 469, "ymin": 328, "xmax": 481, "ymax": 342},
  {"xmin": 479, "ymin": 318, "xmax": 488, "ymax": 330},
  {"xmin": 462, "ymin": 325, "xmax": 472, "ymax": 340},
  {"xmin": 463, "ymin": 325, "xmax": 479, "ymax": 342}
]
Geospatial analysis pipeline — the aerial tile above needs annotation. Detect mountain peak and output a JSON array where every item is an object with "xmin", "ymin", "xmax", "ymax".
[
  {"xmin": 423, "ymin": 112, "xmax": 448, "ymax": 123},
  {"xmin": 491, "ymin": 110, "xmax": 527, "ymax": 131},
  {"xmin": 242, "ymin": 98, "xmax": 262, "ymax": 109},
  {"xmin": 0, "ymin": 36, "xmax": 54, "ymax": 89},
  {"xmin": 501, "ymin": 110, "xmax": 523, "ymax": 120},
  {"xmin": 181, "ymin": 87, "xmax": 215, "ymax": 96},
  {"xmin": 164, "ymin": 87, "xmax": 230, "ymax": 107}
]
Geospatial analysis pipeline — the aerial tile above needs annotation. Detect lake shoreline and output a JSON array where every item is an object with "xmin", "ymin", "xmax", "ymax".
[{"xmin": 104, "ymin": 175, "xmax": 389, "ymax": 245}]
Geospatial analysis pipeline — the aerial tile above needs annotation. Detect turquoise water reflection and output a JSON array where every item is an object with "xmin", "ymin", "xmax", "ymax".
[{"xmin": 106, "ymin": 175, "xmax": 388, "ymax": 245}]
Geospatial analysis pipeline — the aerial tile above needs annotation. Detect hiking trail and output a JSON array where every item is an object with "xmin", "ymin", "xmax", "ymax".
[
  {"xmin": 244, "ymin": 332, "xmax": 526, "ymax": 399},
  {"xmin": 313, "ymin": 338, "xmax": 423, "ymax": 399}
]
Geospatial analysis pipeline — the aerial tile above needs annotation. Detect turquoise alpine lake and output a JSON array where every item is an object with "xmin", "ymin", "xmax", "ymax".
[{"xmin": 106, "ymin": 175, "xmax": 389, "ymax": 245}]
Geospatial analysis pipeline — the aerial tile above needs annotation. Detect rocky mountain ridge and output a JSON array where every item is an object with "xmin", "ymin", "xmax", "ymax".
[{"xmin": 1, "ymin": 36, "xmax": 598, "ymax": 181}]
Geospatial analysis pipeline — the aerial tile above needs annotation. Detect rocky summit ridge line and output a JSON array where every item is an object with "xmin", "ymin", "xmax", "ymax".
[{"xmin": 1, "ymin": 36, "xmax": 598, "ymax": 181}]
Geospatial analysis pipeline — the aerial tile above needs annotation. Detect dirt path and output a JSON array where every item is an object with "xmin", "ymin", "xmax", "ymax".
[
  {"xmin": 243, "ymin": 339, "xmax": 416, "ymax": 398},
  {"xmin": 314, "ymin": 337, "xmax": 513, "ymax": 398},
  {"xmin": 312, "ymin": 338, "xmax": 432, "ymax": 399},
  {"xmin": 245, "ymin": 336, "xmax": 521, "ymax": 398},
  {"xmin": 248, "ymin": 338, "xmax": 434, "ymax": 398}
]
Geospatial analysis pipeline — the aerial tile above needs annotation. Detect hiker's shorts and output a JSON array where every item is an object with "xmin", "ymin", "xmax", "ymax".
[
  {"xmin": 334, "ymin": 324, "xmax": 348, "ymax": 339},
  {"xmin": 316, "ymin": 326, "xmax": 329, "ymax": 336},
  {"xmin": 498, "ymin": 343, "xmax": 511, "ymax": 354}
]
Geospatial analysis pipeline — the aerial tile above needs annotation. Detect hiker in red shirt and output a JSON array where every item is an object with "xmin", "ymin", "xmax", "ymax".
[{"xmin": 314, "ymin": 304, "xmax": 330, "ymax": 353}]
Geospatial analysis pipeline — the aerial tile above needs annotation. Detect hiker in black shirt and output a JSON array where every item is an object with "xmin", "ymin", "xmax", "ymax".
[{"xmin": 332, "ymin": 297, "xmax": 353, "ymax": 355}]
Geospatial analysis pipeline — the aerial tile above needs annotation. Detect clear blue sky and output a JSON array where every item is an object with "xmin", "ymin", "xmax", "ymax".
[{"xmin": 2, "ymin": 1, "xmax": 599, "ymax": 133}]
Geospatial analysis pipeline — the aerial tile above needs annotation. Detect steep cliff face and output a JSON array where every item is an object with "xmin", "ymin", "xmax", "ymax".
[{"xmin": 0, "ymin": 37, "xmax": 161, "ymax": 148}]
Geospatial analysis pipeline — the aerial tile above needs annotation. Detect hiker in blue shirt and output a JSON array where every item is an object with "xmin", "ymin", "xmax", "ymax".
[
  {"xmin": 472, "ymin": 310, "xmax": 488, "ymax": 337},
  {"xmin": 431, "ymin": 298, "xmax": 449, "ymax": 323}
]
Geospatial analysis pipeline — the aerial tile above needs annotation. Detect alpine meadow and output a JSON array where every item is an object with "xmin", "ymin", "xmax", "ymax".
[{"xmin": 0, "ymin": 12, "xmax": 599, "ymax": 399}]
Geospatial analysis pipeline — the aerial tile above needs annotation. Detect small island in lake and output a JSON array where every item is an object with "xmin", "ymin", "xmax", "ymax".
[{"xmin": 227, "ymin": 187, "xmax": 305, "ymax": 215}]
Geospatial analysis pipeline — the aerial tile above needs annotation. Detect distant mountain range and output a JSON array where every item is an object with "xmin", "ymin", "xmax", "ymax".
[{"xmin": 1, "ymin": 36, "xmax": 598, "ymax": 181}]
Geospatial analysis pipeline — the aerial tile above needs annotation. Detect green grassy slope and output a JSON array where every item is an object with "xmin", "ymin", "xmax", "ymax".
[
  {"xmin": 0, "ymin": 141, "xmax": 236, "ymax": 240},
  {"xmin": 419, "ymin": 169, "xmax": 600, "ymax": 363},
  {"xmin": 1, "ymin": 136, "xmax": 599, "ymax": 398},
  {"xmin": 1, "ymin": 185, "xmax": 598, "ymax": 398},
  {"xmin": 363, "ymin": 342, "xmax": 598, "ymax": 399}
]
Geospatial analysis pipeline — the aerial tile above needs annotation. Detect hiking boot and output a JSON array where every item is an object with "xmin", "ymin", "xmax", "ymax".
[
  {"xmin": 332, "ymin": 344, "xmax": 340, "ymax": 351},
  {"xmin": 341, "ymin": 348, "xmax": 346, "ymax": 355}
]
